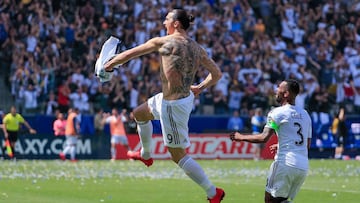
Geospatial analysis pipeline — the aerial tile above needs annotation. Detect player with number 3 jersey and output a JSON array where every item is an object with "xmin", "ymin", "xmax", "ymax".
[{"xmin": 230, "ymin": 79, "xmax": 312, "ymax": 203}]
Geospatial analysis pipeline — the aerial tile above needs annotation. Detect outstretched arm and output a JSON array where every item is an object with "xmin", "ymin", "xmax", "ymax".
[
  {"xmin": 24, "ymin": 120, "xmax": 37, "ymax": 134},
  {"xmin": 104, "ymin": 37, "xmax": 163, "ymax": 72},
  {"xmin": 230, "ymin": 127, "xmax": 275, "ymax": 143}
]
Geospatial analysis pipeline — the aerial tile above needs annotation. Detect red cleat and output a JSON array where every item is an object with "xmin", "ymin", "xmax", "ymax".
[
  {"xmin": 127, "ymin": 150, "xmax": 153, "ymax": 167},
  {"xmin": 208, "ymin": 188, "xmax": 225, "ymax": 203},
  {"xmin": 59, "ymin": 152, "xmax": 66, "ymax": 161}
]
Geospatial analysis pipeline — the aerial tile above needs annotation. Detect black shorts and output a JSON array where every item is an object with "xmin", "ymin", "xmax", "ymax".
[
  {"xmin": 335, "ymin": 135, "xmax": 344, "ymax": 147},
  {"xmin": 6, "ymin": 130, "xmax": 18, "ymax": 142}
]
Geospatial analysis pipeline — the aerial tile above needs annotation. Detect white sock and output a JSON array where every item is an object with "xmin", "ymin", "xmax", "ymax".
[
  {"xmin": 70, "ymin": 145, "xmax": 76, "ymax": 160},
  {"xmin": 178, "ymin": 155, "xmax": 216, "ymax": 198},
  {"xmin": 63, "ymin": 145, "xmax": 71, "ymax": 155},
  {"xmin": 137, "ymin": 121, "xmax": 153, "ymax": 159},
  {"xmin": 111, "ymin": 147, "xmax": 116, "ymax": 159}
]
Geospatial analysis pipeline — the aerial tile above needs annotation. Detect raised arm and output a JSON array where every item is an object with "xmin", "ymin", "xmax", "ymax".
[{"xmin": 104, "ymin": 37, "xmax": 163, "ymax": 72}]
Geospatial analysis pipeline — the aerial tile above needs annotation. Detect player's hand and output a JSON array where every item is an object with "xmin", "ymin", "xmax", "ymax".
[
  {"xmin": 104, "ymin": 61, "xmax": 114, "ymax": 72},
  {"xmin": 269, "ymin": 144, "xmax": 278, "ymax": 154},
  {"xmin": 229, "ymin": 132, "xmax": 242, "ymax": 142},
  {"xmin": 104, "ymin": 56, "xmax": 116, "ymax": 72},
  {"xmin": 29, "ymin": 128, "xmax": 37, "ymax": 134},
  {"xmin": 190, "ymin": 85, "xmax": 201, "ymax": 96}
]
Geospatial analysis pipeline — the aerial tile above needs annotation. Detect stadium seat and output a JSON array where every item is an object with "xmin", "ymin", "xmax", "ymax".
[{"xmin": 320, "ymin": 131, "xmax": 336, "ymax": 148}]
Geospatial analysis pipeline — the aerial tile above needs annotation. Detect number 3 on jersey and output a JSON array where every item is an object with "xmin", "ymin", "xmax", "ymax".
[{"xmin": 294, "ymin": 122, "xmax": 304, "ymax": 146}]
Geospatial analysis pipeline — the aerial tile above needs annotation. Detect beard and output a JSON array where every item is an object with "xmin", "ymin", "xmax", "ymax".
[{"xmin": 275, "ymin": 95, "xmax": 282, "ymax": 104}]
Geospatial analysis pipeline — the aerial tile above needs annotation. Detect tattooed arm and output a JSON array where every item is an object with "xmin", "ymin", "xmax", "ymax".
[{"xmin": 104, "ymin": 37, "xmax": 163, "ymax": 72}]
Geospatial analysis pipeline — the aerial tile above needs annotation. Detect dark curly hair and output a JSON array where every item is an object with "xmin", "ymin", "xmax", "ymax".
[{"xmin": 285, "ymin": 79, "xmax": 300, "ymax": 96}]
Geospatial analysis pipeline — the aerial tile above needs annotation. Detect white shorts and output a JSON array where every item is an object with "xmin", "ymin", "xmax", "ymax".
[
  {"xmin": 148, "ymin": 92, "xmax": 194, "ymax": 148},
  {"xmin": 65, "ymin": 135, "xmax": 78, "ymax": 146},
  {"xmin": 111, "ymin": 135, "xmax": 129, "ymax": 145},
  {"xmin": 266, "ymin": 161, "xmax": 307, "ymax": 200}
]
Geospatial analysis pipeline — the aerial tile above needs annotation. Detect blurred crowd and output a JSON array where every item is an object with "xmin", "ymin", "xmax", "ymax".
[{"xmin": 1, "ymin": 0, "xmax": 360, "ymax": 122}]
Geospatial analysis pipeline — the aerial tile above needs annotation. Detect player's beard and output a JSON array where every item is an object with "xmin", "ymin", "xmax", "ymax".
[{"xmin": 275, "ymin": 94, "xmax": 282, "ymax": 104}]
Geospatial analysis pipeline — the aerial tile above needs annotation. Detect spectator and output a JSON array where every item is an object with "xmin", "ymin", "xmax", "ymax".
[
  {"xmin": 295, "ymin": 84, "xmax": 309, "ymax": 110},
  {"xmin": 227, "ymin": 110, "xmax": 244, "ymax": 132},
  {"xmin": 294, "ymin": 44, "xmax": 307, "ymax": 66},
  {"xmin": 93, "ymin": 85, "xmax": 111, "ymax": 113},
  {"xmin": 127, "ymin": 81, "xmax": 139, "ymax": 112},
  {"xmin": 79, "ymin": 1, "xmax": 95, "ymax": 23},
  {"xmin": 213, "ymin": 89, "xmax": 228, "ymax": 115},
  {"xmin": 83, "ymin": 71, "xmax": 99, "ymax": 99},
  {"xmin": 251, "ymin": 108, "xmax": 266, "ymax": 160},
  {"xmin": 351, "ymin": 80, "xmax": 360, "ymax": 113},
  {"xmin": 201, "ymin": 89, "xmax": 215, "ymax": 115},
  {"xmin": 45, "ymin": 91, "xmax": 58, "ymax": 115},
  {"xmin": 69, "ymin": 86, "xmax": 90, "ymax": 114},
  {"xmin": 237, "ymin": 66, "xmax": 262, "ymax": 85},
  {"xmin": 22, "ymin": 83, "xmax": 40, "ymax": 115},
  {"xmin": 53, "ymin": 112, "xmax": 66, "ymax": 136},
  {"xmin": 57, "ymin": 79, "xmax": 71, "ymax": 114},
  {"xmin": 94, "ymin": 108, "xmax": 104, "ymax": 134},
  {"xmin": 333, "ymin": 60, "xmax": 350, "ymax": 104},
  {"xmin": 309, "ymin": 86, "xmax": 332, "ymax": 136},
  {"xmin": 71, "ymin": 68, "xmax": 85, "ymax": 88},
  {"xmin": 214, "ymin": 65, "xmax": 231, "ymax": 97},
  {"xmin": 228, "ymin": 84, "xmax": 244, "ymax": 113}
]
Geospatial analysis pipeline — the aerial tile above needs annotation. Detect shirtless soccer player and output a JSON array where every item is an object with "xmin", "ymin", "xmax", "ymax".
[{"xmin": 104, "ymin": 8, "xmax": 225, "ymax": 203}]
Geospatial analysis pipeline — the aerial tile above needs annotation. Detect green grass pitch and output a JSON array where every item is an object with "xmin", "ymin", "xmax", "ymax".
[{"xmin": 0, "ymin": 159, "xmax": 359, "ymax": 203}]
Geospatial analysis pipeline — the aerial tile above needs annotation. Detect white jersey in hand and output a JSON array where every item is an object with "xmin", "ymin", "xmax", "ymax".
[
  {"xmin": 94, "ymin": 36, "xmax": 122, "ymax": 83},
  {"xmin": 265, "ymin": 104, "xmax": 312, "ymax": 171}
]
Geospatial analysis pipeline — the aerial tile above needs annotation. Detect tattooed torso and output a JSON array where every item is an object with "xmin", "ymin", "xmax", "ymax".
[{"xmin": 158, "ymin": 36, "xmax": 202, "ymax": 100}]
